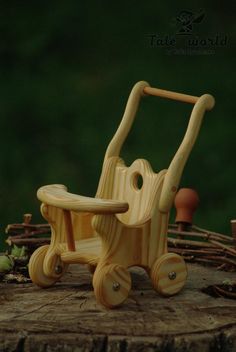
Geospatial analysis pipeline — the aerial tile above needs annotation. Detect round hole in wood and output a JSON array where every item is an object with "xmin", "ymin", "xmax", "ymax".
[{"xmin": 132, "ymin": 172, "xmax": 143, "ymax": 190}]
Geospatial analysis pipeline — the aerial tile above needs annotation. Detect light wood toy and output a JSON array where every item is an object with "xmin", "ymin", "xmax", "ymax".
[{"xmin": 29, "ymin": 81, "xmax": 215, "ymax": 308}]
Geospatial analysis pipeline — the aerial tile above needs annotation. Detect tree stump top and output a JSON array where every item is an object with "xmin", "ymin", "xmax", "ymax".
[{"xmin": 0, "ymin": 263, "xmax": 236, "ymax": 351}]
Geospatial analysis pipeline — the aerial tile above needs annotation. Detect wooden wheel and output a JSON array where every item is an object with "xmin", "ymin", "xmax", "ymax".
[
  {"xmin": 151, "ymin": 253, "xmax": 187, "ymax": 296},
  {"xmin": 29, "ymin": 245, "xmax": 66, "ymax": 288},
  {"xmin": 93, "ymin": 264, "xmax": 131, "ymax": 308}
]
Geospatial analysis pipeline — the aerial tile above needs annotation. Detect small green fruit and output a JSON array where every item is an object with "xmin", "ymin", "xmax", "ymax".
[{"xmin": 0, "ymin": 255, "xmax": 14, "ymax": 273}]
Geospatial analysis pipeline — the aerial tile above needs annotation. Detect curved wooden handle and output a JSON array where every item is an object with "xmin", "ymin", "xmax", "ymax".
[
  {"xmin": 159, "ymin": 93, "xmax": 215, "ymax": 213},
  {"xmin": 104, "ymin": 81, "xmax": 215, "ymax": 215},
  {"xmin": 104, "ymin": 81, "xmax": 149, "ymax": 161},
  {"xmin": 37, "ymin": 184, "xmax": 129, "ymax": 214},
  {"xmin": 105, "ymin": 81, "xmax": 214, "ymax": 163}
]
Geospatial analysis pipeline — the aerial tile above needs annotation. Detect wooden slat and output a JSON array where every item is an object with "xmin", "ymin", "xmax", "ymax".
[
  {"xmin": 143, "ymin": 86, "xmax": 199, "ymax": 105},
  {"xmin": 63, "ymin": 210, "xmax": 76, "ymax": 251}
]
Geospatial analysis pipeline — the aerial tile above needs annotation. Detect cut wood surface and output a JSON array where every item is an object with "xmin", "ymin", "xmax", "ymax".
[{"xmin": 1, "ymin": 263, "xmax": 236, "ymax": 351}]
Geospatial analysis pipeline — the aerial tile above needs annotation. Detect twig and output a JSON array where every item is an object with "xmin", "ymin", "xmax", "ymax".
[
  {"xmin": 191, "ymin": 225, "xmax": 234, "ymax": 242},
  {"xmin": 6, "ymin": 229, "xmax": 51, "ymax": 240},
  {"xmin": 208, "ymin": 239, "xmax": 236, "ymax": 256},
  {"xmin": 6, "ymin": 223, "xmax": 50, "ymax": 230},
  {"xmin": 6, "ymin": 238, "xmax": 50, "ymax": 246},
  {"xmin": 168, "ymin": 247, "xmax": 227, "ymax": 256},
  {"xmin": 168, "ymin": 237, "xmax": 218, "ymax": 248},
  {"xmin": 168, "ymin": 228, "xmax": 234, "ymax": 243}
]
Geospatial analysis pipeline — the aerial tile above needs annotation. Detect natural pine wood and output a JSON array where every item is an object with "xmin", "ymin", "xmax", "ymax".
[
  {"xmin": 143, "ymin": 86, "xmax": 199, "ymax": 105},
  {"xmin": 28, "ymin": 245, "xmax": 68, "ymax": 287},
  {"xmin": 158, "ymin": 93, "xmax": 215, "ymax": 213},
  {"xmin": 37, "ymin": 184, "xmax": 129, "ymax": 214},
  {"xmin": 151, "ymin": 253, "xmax": 187, "ymax": 296},
  {"xmin": 93, "ymin": 263, "xmax": 132, "ymax": 308},
  {"xmin": 29, "ymin": 81, "xmax": 215, "ymax": 308},
  {"xmin": 63, "ymin": 210, "xmax": 76, "ymax": 251}
]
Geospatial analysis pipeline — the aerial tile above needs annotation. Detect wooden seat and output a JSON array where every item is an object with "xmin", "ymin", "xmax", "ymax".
[{"xmin": 29, "ymin": 81, "xmax": 215, "ymax": 308}]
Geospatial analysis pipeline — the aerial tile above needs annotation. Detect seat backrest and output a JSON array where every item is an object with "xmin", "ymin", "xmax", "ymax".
[{"xmin": 96, "ymin": 156, "xmax": 166, "ymax": 225}]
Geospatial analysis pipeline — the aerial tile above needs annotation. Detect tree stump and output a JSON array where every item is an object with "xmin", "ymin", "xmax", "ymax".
[{"xmin": 0, "ymin": 263, "xmax": 236, "ymax": 351}]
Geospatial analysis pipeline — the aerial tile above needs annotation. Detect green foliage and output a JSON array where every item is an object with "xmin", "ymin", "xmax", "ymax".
[
  {"xmin": 11, "ymin": 244, "xmax": 26, "ymax": 258},
  {"xmin": 0, "ymin": 2, "xmax": 235, "ymax": 249}
]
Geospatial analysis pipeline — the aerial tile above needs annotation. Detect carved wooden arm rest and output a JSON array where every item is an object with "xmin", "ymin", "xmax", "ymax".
[{"xmin": 37, "ymin": 184, "xmax": 129, "ymax": 214}]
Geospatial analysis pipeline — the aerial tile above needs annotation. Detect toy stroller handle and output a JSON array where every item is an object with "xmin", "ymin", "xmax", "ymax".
[
  {"xmin": 104, "ymin": 81, "xmax": 215, "ymax": 212},
  {"xmin": 143, "ymin": 86, "xmax": 199, "ymax": 105},
  {"xmin": 159, "ymin": 91, "xmax": 214, "ymax": 212},
  {"xmin": 105, "ymin": 81, "xmax": 150, "ymax": 161}
]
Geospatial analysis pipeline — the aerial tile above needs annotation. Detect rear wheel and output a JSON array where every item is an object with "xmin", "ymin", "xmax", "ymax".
[{"xmin": 29, "ymin": 245, "xmax": 67, "ymax": 287}]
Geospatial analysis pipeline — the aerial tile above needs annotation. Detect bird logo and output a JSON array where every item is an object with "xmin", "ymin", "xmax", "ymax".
[{"xmin": 175, "ymin": 9, "xmax": 205, "ymax": 35}]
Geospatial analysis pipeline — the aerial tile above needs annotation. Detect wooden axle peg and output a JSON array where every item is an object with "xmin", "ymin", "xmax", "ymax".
[{"xmin": 174, "ymin": 188, "xmax": 199, "ymax": 231}]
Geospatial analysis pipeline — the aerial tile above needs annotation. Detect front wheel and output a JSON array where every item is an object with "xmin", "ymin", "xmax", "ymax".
[
  {"xmin": 151, "ymin": 253, "xmax": 187, "ymax": 296},
  {"xmin": 29, "ymin": 245, "xmax": 67, "ymax": 287}
]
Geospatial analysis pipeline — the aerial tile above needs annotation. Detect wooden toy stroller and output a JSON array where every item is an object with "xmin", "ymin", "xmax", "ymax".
[{"xmin": 29, "ymin": 81, "xmax": 214, "ymax": 308}]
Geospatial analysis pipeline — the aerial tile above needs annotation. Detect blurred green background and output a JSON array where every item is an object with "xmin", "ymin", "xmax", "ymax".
[{"xmin": 0, "ymin": 2, "xmax": 235, "ymax": 249}]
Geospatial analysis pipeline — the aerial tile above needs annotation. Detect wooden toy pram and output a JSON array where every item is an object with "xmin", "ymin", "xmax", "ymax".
[{"xmin": 29, "ymin": 81, "xmax": 214, "ymax": 308}]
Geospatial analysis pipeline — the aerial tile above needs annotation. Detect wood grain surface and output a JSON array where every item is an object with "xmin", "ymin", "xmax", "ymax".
[
  {"xmin": 1, "ymin": 263, "xmax": 236, "ymax": 351},
  {"xmin": 29, "ymin": 81, "xmax": 215, "ymax": 308},
  {"xmin": 37, "ymin": 184, "xmax": 129, "ymax": 214}
]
